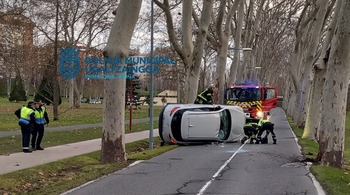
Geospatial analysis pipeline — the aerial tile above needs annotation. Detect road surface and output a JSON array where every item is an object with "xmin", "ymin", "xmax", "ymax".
[{"xmin": 64, "ymin": 108, "xmax": 324, "ymax": 195}]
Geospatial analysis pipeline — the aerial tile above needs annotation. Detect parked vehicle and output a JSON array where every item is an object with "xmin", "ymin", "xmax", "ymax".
[
  {"xmin": 159, "ymin": 104, "xmax": 246, "ymax": 145},
  {"xmin": 225, "ymin": 82, "xmax": 278, "ymax": 118}
]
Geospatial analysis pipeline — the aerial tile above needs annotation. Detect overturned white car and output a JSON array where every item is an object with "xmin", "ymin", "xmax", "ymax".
[{"xmin": 159, "ymin": 104, "xmax": 246, "ymax": 145}]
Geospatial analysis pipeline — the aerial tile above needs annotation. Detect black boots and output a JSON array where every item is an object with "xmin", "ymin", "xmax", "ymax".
[
  {"xmin": 256, "ymin": 138, "xmax": 277, "ymax": 144},
  {"xmin": 241, "ymin": 137, "xmax": 248, "ymax": 144},
  {"xmin": 261, "ymin": 137, "xmax": 268, "ymax": 144},
  {"xmin": 23, "ymin": 149, "xmax": 32, "ymax": 153},
  {"xmin": 32, "ymin": 145, "xmax": 44, "ymax": 150}
]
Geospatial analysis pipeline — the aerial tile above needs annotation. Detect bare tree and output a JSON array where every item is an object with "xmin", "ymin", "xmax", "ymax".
[
  {"xmin": 210, "ymin": 0, "xmax": 241, "ymax": 104},
  {"xmin": 303, "ymin": 0, "xmax": 337, "ymax": 140},
  {"xmin": 155, "ymin": 0, "xmax": 213, "ymax": 103},
  {"xmin": 101, "ymin": 0, "xmax": 142, "ymax": 163},
  {"xmin": 228, "ymin": 0, "xmax": 244, "ymax": 84},
  {"xmin": 31, "ymin": 0, "xmax": 116, "ymax": 108},
  {"xmin": 317, "ymin": 0, "xmax": 350, "ymax": 168}
]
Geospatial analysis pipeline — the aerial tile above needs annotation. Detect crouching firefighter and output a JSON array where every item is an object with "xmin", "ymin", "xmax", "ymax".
[
  {"xmin": 241, "ymin": 122, "xmax": 258, "ymax": 144},
  {"xmin": 194, "ymin": 84, "xmax": 217, "ymax": 104},
  {"xmin": 256, "ymin": 117, "xmax": 277, "ymax": 144}
]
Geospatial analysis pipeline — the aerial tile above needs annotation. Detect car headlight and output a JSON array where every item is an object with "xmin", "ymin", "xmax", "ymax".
[{"xmin": 257, "ymin": 111, "xmax": 263, "ymax": 118}]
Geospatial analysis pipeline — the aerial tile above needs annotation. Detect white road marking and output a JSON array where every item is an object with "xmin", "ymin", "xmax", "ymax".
[{"xmin": 196, "ymin": 140, "xmax": 247, "ymax": 195}]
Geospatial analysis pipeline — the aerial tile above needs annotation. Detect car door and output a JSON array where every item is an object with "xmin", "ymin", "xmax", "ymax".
[{"xmin": 183, "ymin": 111, "xmax": 220, "ymax": 140}]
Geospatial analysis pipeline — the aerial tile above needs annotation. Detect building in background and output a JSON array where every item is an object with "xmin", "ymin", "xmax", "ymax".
[{"xmin": 0, "ymin": 12, "xmax": 35, "ymax": 96}]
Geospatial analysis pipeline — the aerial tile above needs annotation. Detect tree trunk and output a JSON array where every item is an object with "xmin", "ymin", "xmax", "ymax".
[
  {"xmin": 182, "ymin": 0, "xmax": 194, "ymax": 103},
  {"xmin": 289, "ymin": 2, "xmax": 313, "ymax": 123},
  {"xmin": 101, "ymin": 0, "xmax": 142, "ymax": 164},
  {"xmin": 69, "ymin": 79, "xmax": 74, "ymax": 107},
  {"xmin": 284, "ymin": 74, "xmax": 297, "ymax": 117},
  {"xmin": 298, "ymin": 0, "xmax": 328, "ymax": 129},
  {"xmin": 304, "ymin": 0, "xmax": 339, "ymax": 140},
  {"xmin": 215, "ymin": 38, "xmax": 229, "ymax": 104},
  {"xmin": 6, "ymin": 76, "xmax": 11, "ymax": 97},
  {"xmin": 186, "ymin": 0, "xmax": 213, "ymax": 103},
  {"xmin": 347, "ymin": 85, "xmax": 350, "ymax": 111},
  {"xmin": 317, "ymin": 0, "xmax": 350, "ymax": 168},
  {"xmin": 214, "ymin": 0, "xmax": 240, "ymax": 104},
  {"xmin": 154, "ymin": 0, "xmax": 214, "ymax": 103},
  {"xmin": 229, "ymin": 0, "xmax": 244, "ymax": 84}
]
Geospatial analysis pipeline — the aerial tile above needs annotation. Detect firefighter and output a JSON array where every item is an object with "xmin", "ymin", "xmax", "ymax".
[
  {"xmin": 194, "ymin": 84, "xmax": 217, "ymax": 104},
  {"xmin": 256, "ymin": 115, "xmax": 277, "ymax": 144},
  {"xmin": 15, "ymin": 101, "xmax": 36, "ymax": 153},
  {"xmin": 241, "ymin": 122, "xmax": 258, "ymax": 144},
  {"xmin": 31, "ymin": 100, "xmax": 49, "ymax": 150}
]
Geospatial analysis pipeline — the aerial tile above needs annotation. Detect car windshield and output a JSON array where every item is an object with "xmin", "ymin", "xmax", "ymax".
[
  {"xmin": 218, "ymin": 110, "xmax": 231, "ymax": 140},
  {"xmin": 226, "ymin": 87, "xmax": 261, "ymax": 101}
]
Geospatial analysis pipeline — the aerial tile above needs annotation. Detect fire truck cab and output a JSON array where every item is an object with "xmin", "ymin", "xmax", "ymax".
[{"xmin": 225, "ymin": 82, "xmax": 277, "ymax": 118}]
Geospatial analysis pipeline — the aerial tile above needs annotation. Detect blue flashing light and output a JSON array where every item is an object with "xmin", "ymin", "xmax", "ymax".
[{"xmin": 236, "ymin": 79, "xmax": 261, "ymax": 86}]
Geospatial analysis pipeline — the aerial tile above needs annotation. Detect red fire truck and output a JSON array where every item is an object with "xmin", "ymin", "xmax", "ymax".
[{"xmin": 225, "ymin": 82, "xmax": 278, "ymax": 118}]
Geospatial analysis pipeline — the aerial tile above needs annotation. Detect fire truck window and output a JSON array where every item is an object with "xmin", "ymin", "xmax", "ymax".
[
  {"xmin": 227, "ymin": 88, "xmax": 261, "ymax": 101},
  {"xmin": 265, "ymin": 89, "xmax": 276, "ymax": 100}
]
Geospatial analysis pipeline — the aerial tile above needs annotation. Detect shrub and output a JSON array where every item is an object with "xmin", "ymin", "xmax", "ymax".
[{"xmin": 9, "ymin": 75, "xmax": 27, "ymax": 102}]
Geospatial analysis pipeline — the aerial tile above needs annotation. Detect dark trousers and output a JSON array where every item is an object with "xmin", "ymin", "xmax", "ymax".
[
  {"xmin": 20, "ymin": 123, "xmax": 31, "ymax": 149},
  {"xmin": 257, "ymin": 122, "xmax": 276, "ymax": 142},
  {"xmin": 31, "ymin": 124, "xmax": 45, "ymax": 148},
  {"xmin": 244, "ymin": 126, "xmax": 257, "ymax": 138}
]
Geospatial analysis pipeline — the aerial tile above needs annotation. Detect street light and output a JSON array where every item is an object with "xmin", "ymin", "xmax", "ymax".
[
  {"xmin": 227, "ymin": 47, "xmax": 253, "ymax": 84},
  {"xmin": 149, "ymin": 0, "xmax": 154, "ymax": 150},
  {"xmin": 228, "ymin": 47, "xmax": 253, "ymax": 51},
  {"xmin": 254, "ymin": 66, "xmax": 261, "ymax": 82}
]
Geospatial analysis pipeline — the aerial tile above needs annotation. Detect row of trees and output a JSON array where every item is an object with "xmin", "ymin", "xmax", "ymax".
[
  {"xmin": 2, "ymin": 0, "xmax": 349, "ymax": 169},
  {"xmin": 281, "ymin": 0, "xmax": 350, "ymax": 168},
  {"xmin": 101, "ymin": 0, "xmax": 350, "ymax": 170}
]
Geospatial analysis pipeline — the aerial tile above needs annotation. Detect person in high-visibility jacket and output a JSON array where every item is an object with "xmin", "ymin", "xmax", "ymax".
[
  {"xmin": 241, "ymin": 122, "xmax": 258, "ymax": 144},
  {"xmin": 15, "ymin": 101, "xmax": 36, "ymax": 153},
  {"xmin": 194, "ymin": 84, "xmax": 217, "ymax": 104},
  {"xmin": 256, "ymin": 118, "xmax": 276, "ymax": 144},
  {"xmin": 31, "ymin": 100, "xmax": 49, "ymax": 150}
]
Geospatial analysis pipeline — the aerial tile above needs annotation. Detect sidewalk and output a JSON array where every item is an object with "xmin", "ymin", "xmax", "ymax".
[
  {"xmin": 0, "ymin": 129, "xmax": 159, "ymax": 175},
  {"xmin": 0, "ymin": 117, "xmax": 159, "ymax": 137}
]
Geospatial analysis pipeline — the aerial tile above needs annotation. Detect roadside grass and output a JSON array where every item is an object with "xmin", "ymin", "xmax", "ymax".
[
  {"xmin": 0, "ymin": 97, "xmax": 163, "ymax": 131},
  {"xmin": 0, "ymin": 121, "xmax": 158, "ymax": 155},
  {"xmin": 288, "ymin": 115, "xmax": 350, "ymax": 195},
  {"xmin": 0, "ymin": 138, "xmax": 178, "ymax": 195}
]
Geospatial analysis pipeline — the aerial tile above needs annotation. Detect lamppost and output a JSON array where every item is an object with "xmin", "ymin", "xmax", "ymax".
[
  {"xmin": 149, "ymin": 0, "xmax": 154, "ymax": 150},
  {"xmin": 254, "ymin": 66, "xmax": 261, "ymax": 82},
  {"xmin": 227, "ymin": 47, "xmax": 252, "ymax": 84},
  {"xmin": 228, "ymin": 47, "xmax": 253, "ymax": 51}
]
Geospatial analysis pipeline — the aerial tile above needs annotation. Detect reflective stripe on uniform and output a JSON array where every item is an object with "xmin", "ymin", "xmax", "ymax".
[
  {"xmin": 19, "ymin": 107, "xmax": 34, "ymax": 125},
  {"xmin": 34, "ymin": 108, "xmax": 45, "ymax": 124},
  {"xmin": 258, "ymin": 119, "xmax": 269, "ymax": 127}
]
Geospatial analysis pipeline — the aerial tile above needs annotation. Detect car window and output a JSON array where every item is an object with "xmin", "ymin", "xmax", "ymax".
[
  {"xmin": 218, "ymin": 110, "xmax": 231, "ymax": 140},
  {"xmin": 171, "ymin": 110, "xmax": 185, "ymax": 141}
]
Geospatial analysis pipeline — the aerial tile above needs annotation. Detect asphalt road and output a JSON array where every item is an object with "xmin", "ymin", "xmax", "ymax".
[{"xmin": 64, "ymin": 108, "xmax": 323, "ymax": 195}]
